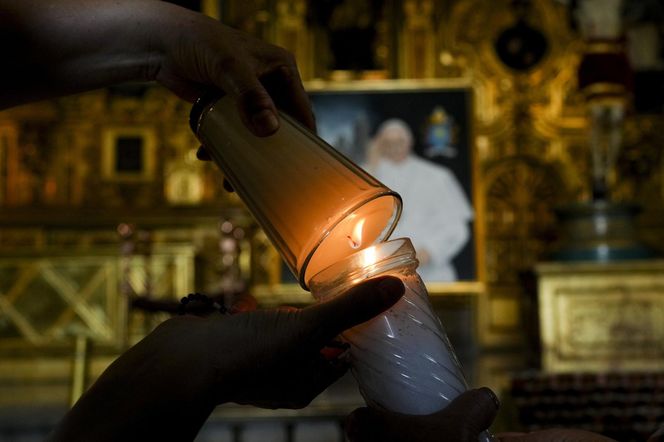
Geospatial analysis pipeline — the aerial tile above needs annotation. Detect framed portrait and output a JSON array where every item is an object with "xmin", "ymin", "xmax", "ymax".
[{"xmin": 255, "ymin": 79, "xmax": 484, "ymax": 301}]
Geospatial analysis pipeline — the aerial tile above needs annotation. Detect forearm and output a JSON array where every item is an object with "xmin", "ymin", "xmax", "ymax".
[
  {"xmin": 1, "ymin": 0, "xmax": 314, "ymax": 134},
  {"xmin": 48, "ymin": 278, "xmax": 405, "ymax": 441},
  {"xmin": 48, "ymin": 319, "xmax": 224, "ymax": 442},
  {"xmin": 47, "ymin": 309, "xmax": 329, "ymax": 441},
  {"xmin": 0, "ymin": 0, "xmax": 176, "ymax": 108},
  {"xmin": 49, "ymin": 374, "xmax": 215, "ymax": 442}
]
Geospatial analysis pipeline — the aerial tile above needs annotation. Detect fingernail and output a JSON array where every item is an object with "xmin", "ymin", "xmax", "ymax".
[{"xmin": 251, "ymin": 109, "xmax": 279, "ymax": 135}]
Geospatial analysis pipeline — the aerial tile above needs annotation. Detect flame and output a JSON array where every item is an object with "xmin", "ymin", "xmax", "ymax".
[
  {"xmin": 347, "ymin": 218, "xmax": 365, "ymax": 249},
  {"xmin": 362, "ymin": 244, "xmax": 378, "ymax": 267},
  {"xmin": 346, "ymin": 217, "xmax": 380, "ymax": 267}
]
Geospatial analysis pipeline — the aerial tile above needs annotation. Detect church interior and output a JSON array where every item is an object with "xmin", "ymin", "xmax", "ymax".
[{"xmin": 1, "ymin": 0, "xmax": 664, "ymax": 440}]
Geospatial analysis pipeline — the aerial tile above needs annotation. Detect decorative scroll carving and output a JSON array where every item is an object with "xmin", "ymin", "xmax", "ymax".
[
  {"xmin": 401, "ymin": 0, "xmax": 436, "ymax": 78},
  {"xmin": 485, "ymin": 156, "xmax": 565, "ymax": 285}
]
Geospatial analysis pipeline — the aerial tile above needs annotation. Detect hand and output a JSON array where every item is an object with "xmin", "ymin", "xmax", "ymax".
[
  {"xmin": 206, "ymin": 276, "xmax": 405, "ymax": 408},
  {"xmin": 497, "ymin": 430, "xmax": 618, "ymax": 442},
  {"xmin": 2, "ymin": 1, "xmax": 315, "ymax": 137},
  {"xmin": 146, "ymin": 2, "xmax": 316, "ymax": 136},
  {"xmin": 345, "ymin": 387, "xmax": 499, "ymax": 442},
  {"xmin": 49, "ymin": 276, "xmax": 405, "ymax": 442},
  {"xmin": 115, "ymin": 275, "xmax": 405, "ymax": 409}
]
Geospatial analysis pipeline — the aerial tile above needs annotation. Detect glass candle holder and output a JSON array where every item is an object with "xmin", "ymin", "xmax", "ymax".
[
  {"xmin": 310, "ymin": 238, "xmax": 493, "ymax": 441},
  {"xmin": 190, "ymin": 95, "xmax": 401, "ymax": 289}
]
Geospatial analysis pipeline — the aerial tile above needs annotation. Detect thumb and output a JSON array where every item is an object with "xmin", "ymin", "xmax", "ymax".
[
  {"xmin": 235, "ymin": 86, "xmax": 280, "ymax": 137},
  {"xmin": 301, "ymin": 276, "xmax": 405, "ymax": 349},
  {"xmin": 217, "ymin": 61, "xmax": 279, "ymax": 137}
]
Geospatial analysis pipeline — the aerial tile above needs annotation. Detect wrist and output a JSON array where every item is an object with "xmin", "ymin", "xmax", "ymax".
[
  {"xmin": 136, "ymin": 1, "xmax": 206, "ymax": 82},
  {"xmin": 50, "ymin": 328, "xmax": 221, "ymax": 441},
  {"xmin": 105, "ymin": 0, "xmax": 171, "ymax": 83}
]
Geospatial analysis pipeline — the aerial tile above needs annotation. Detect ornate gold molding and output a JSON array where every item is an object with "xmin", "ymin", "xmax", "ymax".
[
  {"xmin": 400, "ymin": 0, "xmax": 436, "ymax": 78},
  {"xmin": 538, "ymin": 260, "xmax": 664, "ymax": 372}
]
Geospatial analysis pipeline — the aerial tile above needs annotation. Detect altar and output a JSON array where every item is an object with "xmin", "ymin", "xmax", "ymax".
[{"xmin": 537, "ymin": 260, "xmax": 664, "ymax": 373}]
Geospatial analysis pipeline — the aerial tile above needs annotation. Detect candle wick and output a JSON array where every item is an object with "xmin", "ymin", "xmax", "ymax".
[{"xmin": 347, "ymin": 235, "xmax": 361, "ymax": 249}]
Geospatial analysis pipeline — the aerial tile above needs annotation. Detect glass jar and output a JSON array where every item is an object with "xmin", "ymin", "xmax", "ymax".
[
  {"xmin": 310, "ymin": 238, "xmax": 493, "ymax": 441},
  {"xmin": 190, "ymin": 95, "xmax": 401, "ymax": 289}
]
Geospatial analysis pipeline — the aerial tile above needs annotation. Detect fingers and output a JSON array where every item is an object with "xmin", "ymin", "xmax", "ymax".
[
  {"xmin": 302, "ymin": 276, "xmax": 405, "ymax": 349},
  {"xmin": 346, "ymin": 388, "xmax": 499, "ymax": 442},
  {"xmin": 211, "ymin": 48, "xmax": 311, "ymax": 136},
  {"xmin": 260, "ymin": 65, "xmax": 316, "ymax": 132},
  {"xmin": 234, "ymin": 87, "xmax": 280, "ymax": 136},
  {"xmin": 195, "ymin": 146, "xmax": 235, "ymax": 192},
  {"xmin": 204, "ymin": 48, "xmax": 279, "ymax": 137},
  {"xmin": 444, "ymin": 387, "xmax": 500, "ymax": 435},
  {"xmin": 229, "ymin": 62, "xmax": 315, "ymax": 136},
  {"xmin": 216, "ymin": 58, "xmax": 279, "ymax": 136},
  {"xmin": 159, "ymin": 10, "xmax": 311, "ymax": 136}
]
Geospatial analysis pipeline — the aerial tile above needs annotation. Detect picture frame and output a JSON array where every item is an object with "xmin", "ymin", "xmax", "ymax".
[
  {"xmin": 252, "ymin": 79, "xmax": 485, "ymax": 302},
  {"xmin": 101, "ymin": 127, "xmax": 156, "ymax": 182}
]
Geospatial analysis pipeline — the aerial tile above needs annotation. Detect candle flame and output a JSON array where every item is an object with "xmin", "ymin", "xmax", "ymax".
[
  {"xmin": 347, "ymin": 218, "xmax": 365, "ymax": 249},
  {"xmin": 362, "ymin": 244, "xmax": 378, "ymax": 267}
]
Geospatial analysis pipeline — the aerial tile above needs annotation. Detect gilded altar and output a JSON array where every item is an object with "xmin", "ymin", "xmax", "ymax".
[{"xmin": 537, "ymin": 260, "xmax": 664, "ymax": 372}]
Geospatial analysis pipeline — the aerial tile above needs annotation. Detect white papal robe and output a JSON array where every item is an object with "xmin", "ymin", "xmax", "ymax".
[{"xmin": 369, "ymin": 155, "xmax": 473, "ymax": 281}]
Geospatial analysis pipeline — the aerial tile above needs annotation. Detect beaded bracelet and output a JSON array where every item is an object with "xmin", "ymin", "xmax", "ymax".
[{"xmin": 178, "ymin": 292, "xmax": 228, "ymax": 316}]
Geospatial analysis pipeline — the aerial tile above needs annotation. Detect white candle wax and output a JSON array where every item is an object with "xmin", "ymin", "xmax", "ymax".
[{"xmin": 310, "ymin": 238, "xmax": 493, "ymax": 442}]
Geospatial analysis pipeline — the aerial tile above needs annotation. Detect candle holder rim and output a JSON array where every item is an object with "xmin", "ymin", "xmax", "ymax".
[
  {"xmin": 309, "ymin": 237, "xmax": 417, "ymax": 298},
  {"xmin": 190, "ymin": 95, "xmax": 403, "ymax": 292},
  {"xmin": 190, "ymin": 93, "xmax": 226, "ymax": 135},
  {"xmin": 301, "ymin": 190, "xmax": 402, "ymax": 290}
]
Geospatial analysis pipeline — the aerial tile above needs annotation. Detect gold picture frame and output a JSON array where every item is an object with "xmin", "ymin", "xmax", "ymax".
[
  {"xmin": 251, "ymin": 79, "xmax": 486, "ymax": 303},
  {"xmin": 101, "ymin": 126, "xmax": 156, "ymax": 182}
]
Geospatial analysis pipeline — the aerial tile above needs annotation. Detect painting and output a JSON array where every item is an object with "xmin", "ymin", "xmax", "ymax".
[{"xmin": 275, "ymin": 80, "xmax": 483, "ymax": 293}]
